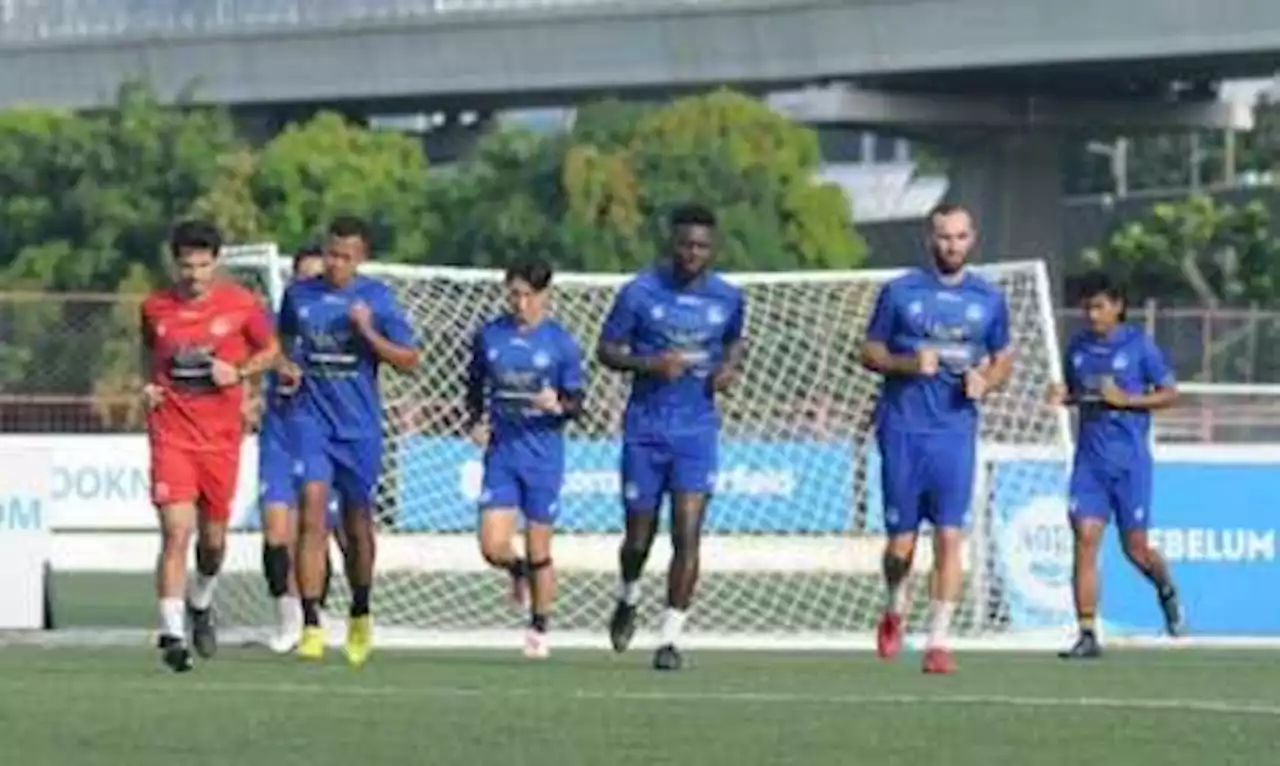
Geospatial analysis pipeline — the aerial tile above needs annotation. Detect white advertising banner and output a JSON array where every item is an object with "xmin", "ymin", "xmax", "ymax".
[
  {"xmin": 0, "ymin": 435, "xmax": 260, "ymax": 531},
  {"xmin": 0, "ymin": 444, "xmax": 52, "ymax": 628}
]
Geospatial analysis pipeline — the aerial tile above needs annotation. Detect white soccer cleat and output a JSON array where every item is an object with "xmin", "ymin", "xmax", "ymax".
[
  {"xmin": 522, "ymin": 629, "xmax": 550, "ymax": 660},
  {"xmin": 268, "ymin": 626, "xmax": 301, "ymax": 655},
  {"xmin": 268, "ymin": 597, "xmax": 303, "ymax": 654}
]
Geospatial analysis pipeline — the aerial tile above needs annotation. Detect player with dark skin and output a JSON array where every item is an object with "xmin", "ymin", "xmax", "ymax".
[{"xmin": 598, "ymin": 205, "xmax": 747, "ymax": 670}]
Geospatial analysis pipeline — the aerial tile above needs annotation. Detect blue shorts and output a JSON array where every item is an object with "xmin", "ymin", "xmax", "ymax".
[
  {"xmin": 257, "ymin": 426, "xmax": 299, "ymax": 508},
  {"xmin": 479, "ymin": 452, "xmax": 562, "ymax": 525},
  {"xmin": 1069, "ymin": 458, "xmax": 1152, "ymax": 532},
  {"xmin": 621, "ymin": 430, "xmax": 718, "ymax": 514},
  {"xmin": 877, "ymin": 428, "xmax": 975, "ymax": 535},
  {"xmin": 296, "ymin": 431, "xmax": 383, "ymax": 512}
]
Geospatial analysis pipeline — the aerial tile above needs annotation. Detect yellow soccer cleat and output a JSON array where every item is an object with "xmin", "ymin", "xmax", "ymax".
[
  {"xmin": 297, "ymin": 626, "xmax": 326, "ymax": 661},
  {"xmin": 344, "ymin": 615, "xmax": 373, "ymax": 667}
]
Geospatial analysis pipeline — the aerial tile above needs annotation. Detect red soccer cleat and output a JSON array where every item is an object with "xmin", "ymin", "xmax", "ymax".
[
  {"xmin": 922, "ymin": 647, "xmax": 956, "ymax": 675},
  {"xmin": 876, "ymin": 613, "xmax": 904, "ymax": 660}
]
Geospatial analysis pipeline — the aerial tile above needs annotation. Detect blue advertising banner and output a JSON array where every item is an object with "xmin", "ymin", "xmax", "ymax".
[
  {"xmin": 1099, "ymin": 461, "xmax": 1280, "ymax": 636},
  {"xmin": 395, "ymin": 437, "xmax": 856, "ymax": 533}
]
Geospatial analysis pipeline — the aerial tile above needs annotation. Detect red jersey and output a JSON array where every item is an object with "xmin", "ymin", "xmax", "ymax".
[{"xmin": 141, "ymin": 281, "xmax": 273, "ymax": 451}]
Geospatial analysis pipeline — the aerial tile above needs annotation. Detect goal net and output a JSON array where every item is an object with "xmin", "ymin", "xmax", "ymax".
[{"xmin": 217, "ymin": 245, "xmax": 1073, "ymax": 650}]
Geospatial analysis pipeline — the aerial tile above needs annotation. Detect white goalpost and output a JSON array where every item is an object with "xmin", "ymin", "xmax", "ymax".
[{"xmin": 206, "ymin": 244, "xmax": 1077, "ymax": 650}]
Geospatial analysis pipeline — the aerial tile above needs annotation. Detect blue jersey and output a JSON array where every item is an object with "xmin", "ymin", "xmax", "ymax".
[
  {"xmin": 599, "ymin": 267, "xmax": 746, "ymax": 441},
  {"xmin": 866, "ymin": 268, "xmax": 1010, "ymax": 435},
  {"xmin": 468, "ymin": 315, "xmax": 585, "ymax": 465},
  {"xmin": 1064, "ymin": 324, "xmax": 1175, "ymax": 467},
  {"xmin": 278, "ymin": 275, "xmax": 418, "ymax": 441}
]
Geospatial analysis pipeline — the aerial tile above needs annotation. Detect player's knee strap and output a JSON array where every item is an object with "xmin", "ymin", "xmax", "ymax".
[
  {"xmin": 883, "ymin": 552, "xmax": 911, "ymax": 582},
  {"xmin": 262, "ymin": 544, "xmax": 290, "ymax": 598},
  {"xmin": 527, "ymin": 558, "xmax": 552, "ymax": 572},
  {"xmin": 195, "ymin": 544, "xmax": 223, "ymax": 576}
]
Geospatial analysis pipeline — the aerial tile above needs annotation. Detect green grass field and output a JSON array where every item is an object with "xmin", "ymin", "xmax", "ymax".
[{"xmin": 1, "ymin": 645, "xmax": 1278, "ymax": 766}]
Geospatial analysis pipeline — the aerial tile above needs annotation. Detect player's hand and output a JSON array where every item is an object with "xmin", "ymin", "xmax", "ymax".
[
  {"xmin": 141, "ymin": 383, "xmax": 164, "ymax": 410},
  {"xmin": 277, "ymin": 360, "xmax": 303, "ymax": 395},
  {"xmin": 915, "ymin": 347, "xmax": 940, "ymax": 376},
  {"xmin": 210, "ymin": 358, "xmax": 241, "ymax": 388},
  {"xmin": 348, "ymin": 301, "xmax": 375, "ymax": 334},
  {"xmin": 1045, "ymin": 383, "xmax": 1068, "ymax": 406},
  {"xmin": 650, "ymin": 350, "xmax": 691, "ymax": 381},
  {"xmin": 1100, "ymin": 377, "xmax": 1129, "ymax": 408},
  {"xmin": 468, "ymin": 422, "xmax": 490, "ymax": 448},
  {"xmin": 964, "ymin": 369, "xmax": 990, "ymax": 400},
  {"xmin": 530, "ymin": 387, "xmax": 563, "ymax": 414},
  {"xmin": 711, "ymin": 366, "xmax": 738, "ymax": 393}
]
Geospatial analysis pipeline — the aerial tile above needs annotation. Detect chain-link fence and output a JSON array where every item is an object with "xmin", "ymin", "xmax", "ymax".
[{"xmin": 6, "ymin": 290, "xmax": 1280, "ymax": 439}]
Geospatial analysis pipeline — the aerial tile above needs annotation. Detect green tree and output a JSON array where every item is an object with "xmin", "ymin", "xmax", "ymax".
[{"xmin": 253, "ymin": 112, "xmax": 431, "ymax": 259}]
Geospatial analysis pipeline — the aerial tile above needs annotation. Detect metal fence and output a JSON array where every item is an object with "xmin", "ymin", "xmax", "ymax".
[{"xmin": 6, "ymin": 291, "xmax": 1280, "ymax": 439}]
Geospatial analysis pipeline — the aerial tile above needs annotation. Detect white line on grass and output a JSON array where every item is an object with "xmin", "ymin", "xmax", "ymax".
[{"xmin": 2, "ymin": 677, "xmax": 1277, "ymax": 718}]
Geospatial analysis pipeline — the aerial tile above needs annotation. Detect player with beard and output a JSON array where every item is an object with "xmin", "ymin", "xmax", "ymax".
[
  {"xmin": 860, "ymin": 203, "xmax": 1013, "ymax": 675},
  {"xmin": 599, "ymin": 203, "xmax": 747, "ymax": 671}
]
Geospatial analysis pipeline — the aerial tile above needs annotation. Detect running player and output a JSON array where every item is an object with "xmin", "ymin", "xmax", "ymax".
[
  {"xmin": 861, "ymin": 203, "xmax": 1012, "ymax": 675},
  {"xmin": 278, "ymin": 215, "xmax": 420, "ymax": 666},
  {"xmin": 141, "ymin": 219, "xmax": 279, "ymax": 672},
  {"xmin": 600, "ymin": 203, "xmax": 747, "ymax": 671},
  {"xmin": 1048, "ymin": 271, "xmax": 1184, "ymax": 659},
  {"xmin": 257, "ymin": 245, "xmax": 347, "ymax": 654},
  {"xmin": 465, "ymin": 257, "xmax": 585, "ymax": 660}
]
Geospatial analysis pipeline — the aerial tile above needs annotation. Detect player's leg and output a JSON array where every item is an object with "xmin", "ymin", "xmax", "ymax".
[
  {"xmin": 920, "ymin": 432, "xmax": 977, "ymax": 674},
  {"xmin": 332, "ymin": 437, "xmax": 383, "ymax": 667},
  {"xmin": 150, "ymin": 446, "xmax": 198, "ymax": 672},
  {"xmin": 608, "ymin": 441, "xmax": 666, "ymax": 652},
  {"xmin": 294, "ymin": 435, "xmax": 336, "ymax": 659},
  {"xmin": 1116, "ymin": 462, "xmax": 1184, "ymax": 636},
  {"xmin": 477, "ymin": 458, "xmax": 529, "ymax": 606},
  {"xmin": 1061, "ymin": 465, "xmax": 1109, "ymax": 659},
  {"xmin": 521, "ymin": 478, "xmax": 559, "ymax": 659},
  {"xmin": 322, "ymin": 496, "xmax": 345, "ymax": 609},
  {"xmin": 259, "ymin": 442, "xmax": 302, "ymax": 652},
  {"xmin": 875, "ymin": 428, "xmax": 924, "ymax": 660},
  {"xmin": 187, "ymin": 447, "xmax": 241, "ymax": 659}
]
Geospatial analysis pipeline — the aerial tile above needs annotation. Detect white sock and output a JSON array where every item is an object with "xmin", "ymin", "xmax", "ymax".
[
  {"xmin": 159, "ymin": 598, "xmax": 185, "ymax": 639},
  {"xmin": 927, "ymin": 600, "xmax": 956, "ymax": 649},
  {"xmin": 658, "ymin": 608, "xmax": 687, "ymax": 647},
  {"xmin": 886, "ymin": 582, "xmax": 908, "ymax": 616},
  {"xmin": 188, "ymin": 572, "xmax": 219, "ymax": 610},
  {"xmin": 276, "ymin": 596, "xmax": 301, "ymax": 631},
  {"xmin": 616, "ymin": 579, "xmax": 641, "ymax": 606}
]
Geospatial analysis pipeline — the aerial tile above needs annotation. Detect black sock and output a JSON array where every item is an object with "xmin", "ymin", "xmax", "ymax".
[
  {"xmin": 350, "ymin": 585, "xmax": 371, "ymax": 618},
  {"xmin": 262, "ymin": 544, "xmax": 290, "ymax": 598},
  {"xmin": 530, "ymin": 613, "xmax": 548, "ymax": 634},
  {"xmin": 301, "ymin": 598, "xmax": 321, "ymax": 627},
  {"xmin": 1158, "ymin": 583, "xmax": 1176, "ymax": 600}
]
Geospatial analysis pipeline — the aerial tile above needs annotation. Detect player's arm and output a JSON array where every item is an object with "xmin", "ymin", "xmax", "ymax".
[
  {"xmin": 138, "ymin": 303, "xmax": 163, "ymax": 409},
  {"xmin": 712, "ymin": 292, "xmax": 747, "ymax": 392},
  {"xmin": 967, "ymin": 293, "xmax": 1013, "ymax": 398},
  {"xmin": 235, "ymin": 298, "xmax": 280, "ymax": 381},
  {"xmin": 1104, "ymin": 337, "xmax": 1179, "ymax": 410},
  {"xmin": 353, "ymin": 289, "xmax": 420, "ymax": 372},
  {"xmin": 859, "ymin": 285, "xmax": 926, "ymax": 375},
  {"xmin": 463, "ymin": 328, "xmax": 487, "ymax": 430},
  {"xmin": 596, "ymin": 285, "xmax": 657, "ymax": 374},
  {"xmin": 553, "ymin": 331, "xmax": 587, "ymax": 420}
]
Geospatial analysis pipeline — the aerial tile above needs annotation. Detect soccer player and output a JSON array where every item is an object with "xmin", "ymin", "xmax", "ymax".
[
  {"xmin": 465, "ymin": 257, "xmax": 585, "ymax": 660},
  {"xmin": 257, "ymin": 245, "xmax": 349, "ymax": 654},
  {"xmin": 1048, "ymin": 271, "xmax": 1184, "ymax": 659},
  {"xmin": 278, "ymin": 215, "xmax": 420, "ymax": 666},
  {"xmin": 599, "ymin": 203, "xmax": 747, "ymax": 671},
  {"xmin": 860, "ymin": 203, "xmax": 1012, "ymax": 675},
  {"xmin": 141, "ymin": 219, "xmax": 279, "ymax": 672}
]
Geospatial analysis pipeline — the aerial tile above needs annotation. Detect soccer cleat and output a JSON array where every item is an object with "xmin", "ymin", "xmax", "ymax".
[
  {"xmin": 1159, "ymin": 589, "xmax": 1186, "ymax": 637},
  {"xmin": 297, "ymin": 626, "xmax": 326, "ymax": 661},
  {"xmin": 922, "ymin": 647, "xmax": 956, "ymax": 675},
  {"xmin": 344, "ymin": 615, "xmax": 373, "ymax": 667},
  {"xmin": 158, "ymin": 635, "xmax": 194, "ymax": 673},
  {"xmin": 608, "ymin": 600, "xmax": 637, "ymax": 653},
  {"xmin": 268, "ymin": 626, "xmax": 301, "ymax": 655},
  {"xmin": 187, "ymin": 604, "xmax": 217, "ymax": 659},
  {"xmin": 1058, "ymin": 631, "xmax": 1102, "ymax": 660},
  {"xmin": 653, "ymin": 643, "xmax": 683, "ymax": 671},
  {"xmin": 523, "ymin": 628, "xmax": 550, "ymax": 660},
  {"xmin": 876, "ymin": 612, "xmax": 904, "ymax": 660}
]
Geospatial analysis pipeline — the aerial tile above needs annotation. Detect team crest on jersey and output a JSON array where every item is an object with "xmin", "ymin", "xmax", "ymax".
[
  {"xmin": 964, "ymin": 303, "xmax": 984, "ymax": 323},
  {"xmin": 487, "ymin": 348, "xmax": 498, "ymax": 362},
  {"xmin": 706, "ymin": 304, "xmax": 726, "ymax": 325},
  {"xmin": 907, "ymin": 300, "xmax": 923, "ymax": 316},
  {"xmin": 650, "ymin": 305, "xmax": 665, "ymax": 320},
  {"xmin": 1071, "ymin": 352, "xmax": 1083, "ymax": 368},
  {"xmin": 209, "ymin": 317, "xmax": 231, "ymax": 337},
  {"xmin": 1112, "ymin": 353, "xmax": 1129, "ymax": 370},
  {"xmin": 532, "ymin": 350, "xmax": 551, "ymax": 369},
  {"xmin": 155, "ymin": 322, "xmax": 167, "ymax": 338}
]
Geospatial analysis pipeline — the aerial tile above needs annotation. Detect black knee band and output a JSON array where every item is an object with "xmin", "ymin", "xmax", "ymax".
[
  {"xmin": 883, "ymin": 552, "xmax": 911, "ymax": 583},
  {"xmin": 196, "ymin": 545, "xmax": 222, "ymax": 577},
  {"xmin": 262, "ymin": 544, "xmax": 290, "ymax": 598},
  {"xmin": 527, "ymin": 558, "xmax": 552, "ymax": 572}
]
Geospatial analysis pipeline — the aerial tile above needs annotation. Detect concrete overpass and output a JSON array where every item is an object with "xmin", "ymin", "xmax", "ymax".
[{"xmin": 0, "ymin": 0, "xmax": 1277, "ymax": 289}]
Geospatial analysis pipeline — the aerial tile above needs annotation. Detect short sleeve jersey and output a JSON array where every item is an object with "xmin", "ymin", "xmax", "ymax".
[
  {"xmin": 278, "ymin": 275, "xmax": 418, "ymax": 441},
  {"xmin": 141, "ymin": 280, "xmax": 273, "ymax": 451},
  {"xmin": 599, "ymin": 267, "xmax": 746, "ymax": 441},
  {"xmin": 1064, "ymin": 323, "xmax": 1175, "ymax": 466},
  {"xmin": 865, "ymin": 268, "xmax": 1010, "ymax": 435},
  {"xmin": 468, "ymin": 315, "xmax": 585, "ymax": 464}
]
